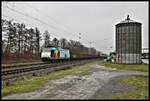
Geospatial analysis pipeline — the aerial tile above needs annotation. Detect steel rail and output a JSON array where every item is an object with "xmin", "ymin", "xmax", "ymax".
[{"xmin": 2, "ymin": 59, "xmax": 94, "ymax": 81}]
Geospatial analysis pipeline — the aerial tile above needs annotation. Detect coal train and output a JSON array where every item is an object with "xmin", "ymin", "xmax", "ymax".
[{"xmin": 41, "ymin": 46, "xmax": 102, "ymax": 62}]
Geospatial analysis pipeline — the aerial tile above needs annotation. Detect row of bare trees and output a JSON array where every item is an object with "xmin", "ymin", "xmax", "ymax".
[
  {"xmin": 2, "ymin": 19, "xmax": 41, "ymax": 60},
  {"xmin": 42, "ymin": 30, "xmax": 99, "ymax": 56},
  {"xmin": 2, "ymin": 18, "xmax": 101, "ymax": 61}
]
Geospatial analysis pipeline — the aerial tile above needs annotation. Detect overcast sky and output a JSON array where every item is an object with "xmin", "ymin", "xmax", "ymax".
[{"xmin": 2, "ymin": 1, "xmax": 148, "ymax": 54}]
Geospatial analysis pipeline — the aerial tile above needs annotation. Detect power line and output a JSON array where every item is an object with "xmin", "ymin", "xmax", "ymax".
[
  {"xmin": 2, "ymin": 15, "xmax": 58, "ymax": 40},
  {"xmin": 2, "ymin": 14, "xmax": 35, "ymax": 28},
  {"xmin": 2, "ymin": 15, "xmax": 57, "ymax": 42},
  {"xmin": 4, "ymin": 2, "xmax": 91, "ymax": 44},
  {"xmin": 25, "ymin": 3, "xmax": 79, "ymax": 38},
  {"xmin": 3, "ymin": 3, "xmax": 99, "ymax": 50},
  {"xmin": 5, "ymin": 3, "xmax": 79, "ymax": 40},
  {"xmin": 26, "ymin": 4, "xmax": 88, "ymax": 42},
  {"xmin": 3, "ymin": 4, "xmax": 60, "ymax": 38}
]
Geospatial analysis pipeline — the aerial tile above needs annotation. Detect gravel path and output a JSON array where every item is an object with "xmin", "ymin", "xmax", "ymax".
[
  {"xmin": 2, "ymin": 64, "xmax": 148, "ymax": 99},
  {"xmin": 91, "ymin": 75, "xmax": 137, "ymax": 99}
]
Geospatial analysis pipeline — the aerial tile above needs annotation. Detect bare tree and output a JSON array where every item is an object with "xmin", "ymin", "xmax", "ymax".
[
  {"xmin": 59, "ymin": 38, "xmax": 68, "ymax": 48},
  {"xmin": 17, "ymin": 23, "xmax": 26, "ymax": 55},
  {"xmin": 43, "ymin": 30, "xmax": 51, "ymax": 47},
  {"xmin": 35, "ymin": 27, "xmax": 41, "ymax": 55},
  {"xmin": 2, "ymin": 18, "xmax": 101, "ymax": 63},
  {"xmin": 52, "ymin": 37, "xmax": 59, "ymax": 47},
  {"xmin": 2, "ymin": 19, "xmax": 8, "ymax": 54}
]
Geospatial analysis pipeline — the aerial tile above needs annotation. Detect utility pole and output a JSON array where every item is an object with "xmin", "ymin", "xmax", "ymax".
[
  {"xmin": 88, "ymin": 41, "xmax": 92, "ymax": 55},
  {"xmin": 89, "ymin": 41, "xmax": 92, "ymax": 48},
  {"xmin": 79, "ymin": 33, "xmax": 81, "ymax": 43}
]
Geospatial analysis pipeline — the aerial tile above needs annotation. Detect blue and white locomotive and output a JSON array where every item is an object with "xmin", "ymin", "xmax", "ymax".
[{"xmin": 41, "ymin": 46, "xmax": 70, "ymax": 62}]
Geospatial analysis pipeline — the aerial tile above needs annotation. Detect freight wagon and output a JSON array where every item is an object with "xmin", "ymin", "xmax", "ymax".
[{"xmin": 41, "ymin": 46, "xmax": 103, "ymax": 62}]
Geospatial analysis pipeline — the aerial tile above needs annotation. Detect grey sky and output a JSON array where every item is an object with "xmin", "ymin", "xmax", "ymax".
[{"xmin": 2, "ymin": 2, "xmax": 148, "ymax": 54}]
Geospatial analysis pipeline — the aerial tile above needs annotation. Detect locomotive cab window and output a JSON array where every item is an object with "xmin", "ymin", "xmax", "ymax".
[{"xmin": 51, "ymin": 50, "xmax": 55, "ymax": 57}]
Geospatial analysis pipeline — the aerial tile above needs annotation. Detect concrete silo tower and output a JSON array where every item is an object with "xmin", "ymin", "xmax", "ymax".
[{"xmin": 115, "ymin": 15, "xmax": 142, "ymax": 64}]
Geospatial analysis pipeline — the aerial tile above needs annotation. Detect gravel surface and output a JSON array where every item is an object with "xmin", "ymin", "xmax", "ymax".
[
  {"xmin": 91, "ymin": 75, "xmax": 137, "ymax": 99},
  {"xmin": 2, "ymin": 64, "xmax": 148, "ymax": 100}
]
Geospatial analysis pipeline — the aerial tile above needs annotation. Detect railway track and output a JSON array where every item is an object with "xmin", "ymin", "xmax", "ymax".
[
  {"xmin": 2, "ymin": 62, "xmax": 46, "ymax": 69},
  {"xmin": 2, "ymin": 59, "xmax": 96, "ymax": 82}
]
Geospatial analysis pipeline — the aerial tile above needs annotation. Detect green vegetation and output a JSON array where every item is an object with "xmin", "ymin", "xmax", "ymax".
[
  {"xmin": 106, "ymin": 89, "xmax": 148, "ymax": 99},
  {"xmin": 2, "ymin": 60, "xmax": 148, "ymax": 98},
  {"xmin": 2, "ymin": 60, "xmax": 100, "ymax": 97},
  {"xmin": 98, "ymin": 61, "xmax": 148, "ymax": 72},
  {"xmin": 119, "ymin": 75, "xmax": 148, "ymax": 87},
  {"xmin": 96, "ymin": 60, "xmax": 149, "ymax": 99},
  {"xmin": 104, "ymin": 75, "xmax": 148, "ymax": 99}
]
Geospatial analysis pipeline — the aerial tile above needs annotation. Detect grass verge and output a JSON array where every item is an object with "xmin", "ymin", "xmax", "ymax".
[
  {"xmin": 98, "ymin": 61, "xmax": 148, "ymax": 72},
  {"xmin": 2, "ymin": 60, "xmax": 100, "ymax": 97},
  {"xmin": 105, "ymin": 75, "xmax": 148, "ymax": 99}
]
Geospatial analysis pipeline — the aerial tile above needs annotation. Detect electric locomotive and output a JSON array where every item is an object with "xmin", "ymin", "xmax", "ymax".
[{"xmin": 41, "ymin": 46, "xmax": 70, "ymax": 62}]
